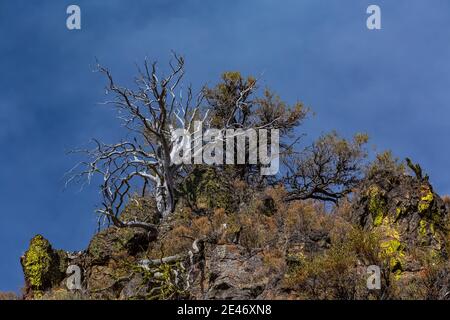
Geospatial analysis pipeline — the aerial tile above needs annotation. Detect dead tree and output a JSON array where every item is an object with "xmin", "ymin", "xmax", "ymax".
[
  {"xmin": 68, "ymin": 54, "xmax": 207, "ymax": 230},
  {"xmin": 68, "ymin": 60, "xmax": 308, "ymax": 229},
  {"xmin": 283, "ymin": 132, "xmax": 368, "ymax": 204}
]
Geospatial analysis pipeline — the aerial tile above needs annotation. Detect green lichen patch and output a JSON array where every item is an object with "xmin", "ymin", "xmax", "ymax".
[
  {"xmin": 22, "ymin": 235, "xmax": 67, "ymax": 297},
  {"xmin": 376, "ymin": 219, "xmax": 405, "ymax": 276},
  {"xmin": 419, "ymin": 219, "xmax": 428, "ymax": 237},
  {"xmin": 23, "ymin": 235, "xmax": 52, "ymax": 291},
  {"xmin": 380, "ymin": 238, "xmax": 405, "ymax": 275},
  {"xmin": 395, "ymin": 205, "xmax": 408, "ymax": 220},
  {"xmin": 367, "ymin": 185, "xmax": 386, "ymax": 226},
  {"xmin": 418, "ymin": 185, "xmax": 434, "ymax": 214},
  {"xmin": 134, "ymin": 262, "xmax": 189, "ymax": 300}
]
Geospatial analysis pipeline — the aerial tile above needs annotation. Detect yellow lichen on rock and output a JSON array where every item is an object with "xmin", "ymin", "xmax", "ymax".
[
  {"xmin": 378, "ymin": 218, "xmax": 405, "ymax": 275},
  {"xmin": 367, "ymin": 185, "xmax": 386, "ymax": 227},
  {"xmin": 22, "ymin": 235, "xmax": 52, "ymax": 296},
  {"xmin": 418, "ymin": 185, "xmax": 434, "ymax": 214}
]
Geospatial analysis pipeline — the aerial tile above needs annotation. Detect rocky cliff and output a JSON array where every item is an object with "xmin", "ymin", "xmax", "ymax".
[{"xmin": 19, "ymin": 165, "xmax": 450, "ymax": 300}]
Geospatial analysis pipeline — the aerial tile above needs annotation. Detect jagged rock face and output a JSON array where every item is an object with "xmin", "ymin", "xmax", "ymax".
[
  {"xmin": 119, "ymin": 273, "xmax": 148, "ymax": 300},
  {"xmin": 84, "ymin": 227, "xmax": 151, "ymax": 299},
  {"xmin": 86, "ymin": 227, "xmax": 150, "ymax": 265},
  {"xmin": 19, "ymin": 169, "xmax": 450, "ymax": 300},
  {"xmin": 20, "ymin": 228, "xmax": 153, "ymax": 300},
  {"xmin": 351, "ymin": 171, "xmax": 448, "ymax": 271},
  {"xmin": 190, "ymin": 244, "xmax": 271, "ymax": 300}
]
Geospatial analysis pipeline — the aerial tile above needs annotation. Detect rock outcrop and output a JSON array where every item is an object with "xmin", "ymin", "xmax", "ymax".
[
  {"xmin": 190, "ymin": 244, "xmax": 270, "ymax": 299},
  {"xmin": 352, "ymin": 169, "xmax": 448, "ymax": 274},
  {"xmin": 21, "ymin": 235, "xmax": 68, "ymax": 299},
  {"xmin": 18, "ymin": 166, "xmax": 450, "ymax": 300}
]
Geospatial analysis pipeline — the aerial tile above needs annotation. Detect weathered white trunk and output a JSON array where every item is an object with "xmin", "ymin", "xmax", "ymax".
[
  {"xmin": 155, "ymin": 176, "xmax": 174, "ymax": 218},
  {"xmin": 154, "ymin": 147, "xmax": 176, "ymax": 218}
]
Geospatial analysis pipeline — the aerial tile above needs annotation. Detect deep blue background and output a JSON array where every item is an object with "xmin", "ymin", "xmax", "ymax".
[{"xmin": 1, "ymin": 0, "xmax": 450, "ymax": 292}]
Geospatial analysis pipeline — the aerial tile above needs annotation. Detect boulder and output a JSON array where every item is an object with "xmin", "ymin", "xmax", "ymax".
[
  {"xmin": 86, "ymin": 226, "xmax": 150, "ymax": 265},
  {"xmin": 351, "ymin": 171, "xmax": 448, "ymax": 273},
  {"xmin": 20, "ymin": 235, "xmax": 68, "ymax": 298},
  {"xmin": 190, "ymin": 244, "xmax": 270, "ymax": 299}
]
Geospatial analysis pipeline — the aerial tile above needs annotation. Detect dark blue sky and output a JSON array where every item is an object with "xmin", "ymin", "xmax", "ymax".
[{"xmin": 1, "ymin": 0, "xmax": 450, "ymax": 292}]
